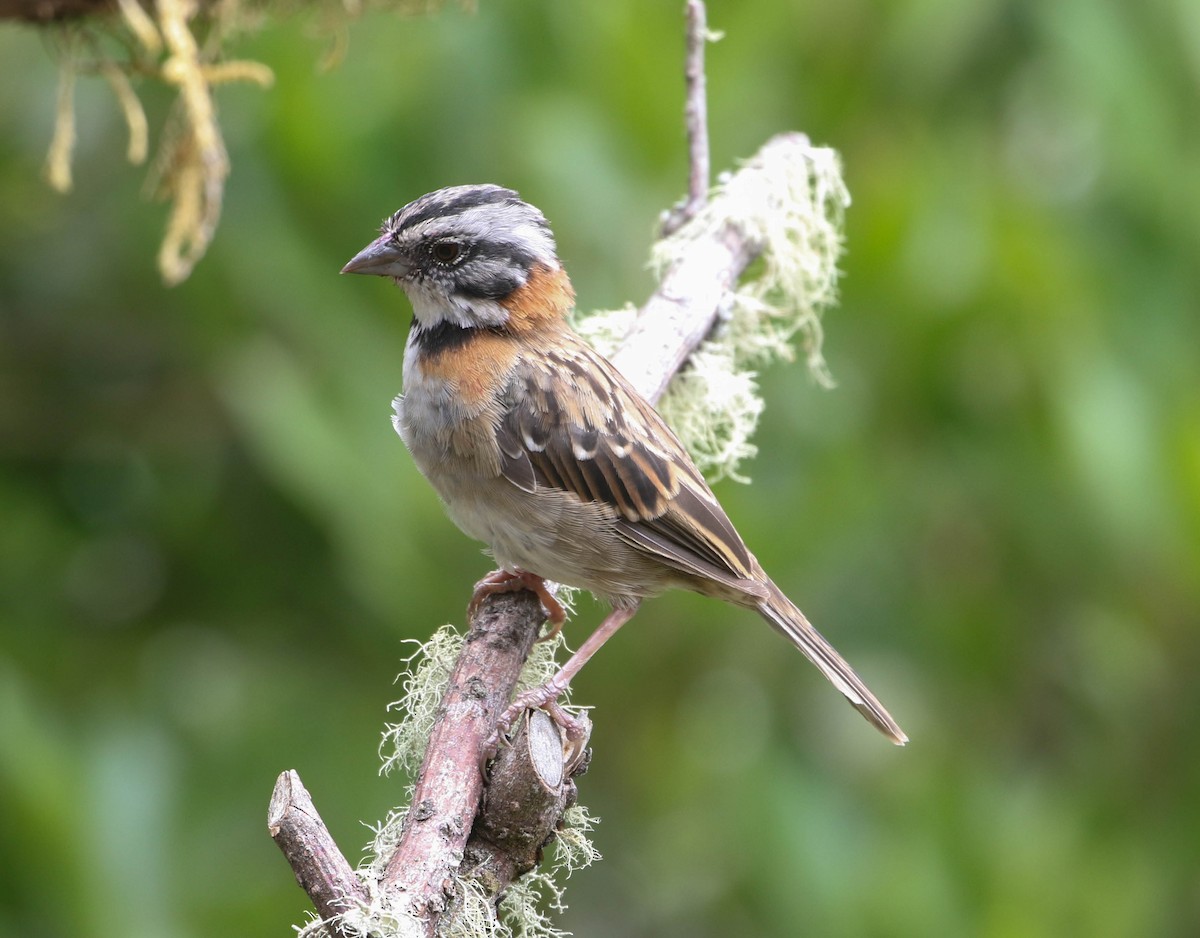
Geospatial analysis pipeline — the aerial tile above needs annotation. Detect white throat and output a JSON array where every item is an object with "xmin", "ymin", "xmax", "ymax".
[{"xmin": 404, "ymin": 279, "xmax": 510, "ymax": 330}]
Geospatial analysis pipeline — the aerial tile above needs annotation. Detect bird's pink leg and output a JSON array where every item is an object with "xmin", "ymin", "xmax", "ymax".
[
  {"xmin": 468, "ymin": 569, "xmax": 566, "ymax": 635},
  {"xmin": 485, "ymin": 602, "xmax": 640, "ymax": 761}
]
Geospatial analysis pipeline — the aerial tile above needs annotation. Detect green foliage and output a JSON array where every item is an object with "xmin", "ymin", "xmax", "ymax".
[{"xmin": 1, "ymin": 0, "xmax": 1198, "ymax": 936}]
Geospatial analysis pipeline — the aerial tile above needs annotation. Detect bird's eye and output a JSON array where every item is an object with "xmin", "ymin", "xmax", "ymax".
[{"xmin": 430, "ymin": 240, "xmax": 462, "ymax": 265}]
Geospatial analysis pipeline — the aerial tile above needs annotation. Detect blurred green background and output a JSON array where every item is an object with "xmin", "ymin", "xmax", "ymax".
[{"xmin": 2, "ymin": 0, "xmax": 1198, "ymax": 935}]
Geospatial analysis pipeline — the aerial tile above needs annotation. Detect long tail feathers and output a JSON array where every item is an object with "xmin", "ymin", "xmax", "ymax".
[{"xmin": 757, "ymin": 582, "xmax": 908, "ymax": 745}]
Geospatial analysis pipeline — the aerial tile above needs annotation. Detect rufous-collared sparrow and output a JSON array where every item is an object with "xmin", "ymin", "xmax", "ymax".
[{"xmin": 343, "ymin": 184, "xmax": 906, "ymax": 746}]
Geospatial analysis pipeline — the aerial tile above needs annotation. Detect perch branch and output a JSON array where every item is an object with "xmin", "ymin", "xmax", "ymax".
[{"xmin": 378, "ymin": 588, "xmax": 551, "ymax": 932}]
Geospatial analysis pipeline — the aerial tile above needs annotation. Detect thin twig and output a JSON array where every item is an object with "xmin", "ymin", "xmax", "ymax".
[
  {"xmin": 268, "ymin": 770, "xmax": 369, "ymax": 938},
  {"xmin": 682, "ymin": 0, "xmax": 710, "ymax": 217},
  {"xmin": 663, "ymin": 0, "xmax": 711, "ymax": 235}
]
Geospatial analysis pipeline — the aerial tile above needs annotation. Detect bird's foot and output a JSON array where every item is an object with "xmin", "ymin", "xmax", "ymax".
[
  {"xmin": 482, "ymin": 679, "xmax": 589, "ymax": 774},
  {"xmin": 468, "ymin": 569, "xmax": 566, "ymax": 638}
]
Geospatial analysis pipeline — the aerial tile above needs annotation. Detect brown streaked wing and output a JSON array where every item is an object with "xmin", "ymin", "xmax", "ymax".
[
  {"xmin": 496, "ymin": 339, "xmax": 756, "ymax": 586},
  {"xmin": 630, "ymin": 479, "xmax": 756, "ymax": 582}
]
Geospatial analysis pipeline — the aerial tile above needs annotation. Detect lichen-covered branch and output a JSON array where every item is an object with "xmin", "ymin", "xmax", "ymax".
[
  {"xmin": 459, "ymin": 709, "xmax": 589, "ymax": 905},
  {"xmin": 579, "ymin": 132, "xmax": 849, "ymax": 482},
  {"xmin": 377, "ymin": 589, "xmax": 550, "ymax": 932},
  {"xmin": 612, "ymin": 216, "xmax": 756, "ymax": 405}
]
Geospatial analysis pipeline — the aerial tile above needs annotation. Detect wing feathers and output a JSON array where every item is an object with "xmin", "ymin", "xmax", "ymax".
[{"xmin": 497, "ymin": 339, "xmax": 755, "ymax": 586}]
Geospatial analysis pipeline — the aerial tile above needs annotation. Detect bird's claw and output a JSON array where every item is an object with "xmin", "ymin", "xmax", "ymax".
[
  {"xmin": 468, "ymin": 569, "xmax": 566, "ymax": 638},
  {"xmin": 481, "ymin": 680, "xmax": 590, "ymax": 777}
]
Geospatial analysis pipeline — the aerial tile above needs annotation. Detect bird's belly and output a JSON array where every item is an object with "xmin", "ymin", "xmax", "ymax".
[
  {"xmin": 438, "ymin": 476, "xmax": 555, "ymax": 564},
  {"xmin": 432, "ymin": 473, "xmax": 674, "ymax": 604}
]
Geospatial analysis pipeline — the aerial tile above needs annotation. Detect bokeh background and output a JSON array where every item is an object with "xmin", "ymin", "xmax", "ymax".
[{"xmin": 2, "ymin": 1, "xmax": 1198, "ymax": 935}]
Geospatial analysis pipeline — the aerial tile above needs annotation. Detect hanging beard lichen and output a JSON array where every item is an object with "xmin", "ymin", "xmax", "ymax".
[
  {"xmin": 576, "ymin": 139, "xmax": 850, "ymax": 484},
  {"xmin": 40, "ymin": 0, "xmax": 462, "ymax": 284}
]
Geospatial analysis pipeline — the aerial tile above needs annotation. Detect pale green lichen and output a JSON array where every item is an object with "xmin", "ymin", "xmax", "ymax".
[
  {"xmin": 576, "ymin": 139, "xmax": 851, "ymax": 483},
  {"xmin": 570, "ymin": 303, "xmax": 637, "ymax": 358},
  {"xmin": 377, "ymin": 624, "xmax": 577, "ymax": 782},
  {"xmin": 438, "ymin": 802, "xmax": 600, "ymax": 938}
]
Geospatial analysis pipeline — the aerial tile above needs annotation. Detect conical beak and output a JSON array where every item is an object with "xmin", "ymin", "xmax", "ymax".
[{"xmin": 341, "ymin": 237, "xmax": 411, "ymax": 277}]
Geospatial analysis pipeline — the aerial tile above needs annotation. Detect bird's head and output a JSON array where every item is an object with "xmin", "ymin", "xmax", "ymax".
[{"xmin": 342, "ymin": 184, "xmax": 574, "ymax": 332}]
